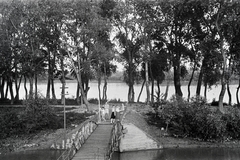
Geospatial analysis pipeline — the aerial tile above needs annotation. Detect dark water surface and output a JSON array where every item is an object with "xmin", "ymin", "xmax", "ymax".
[
  {"xmin": 0, "ymin": 149, "xmax": 63, "ymax": 160},
  {"xmin": 112, "ymin": 148, "xmax": 240, "ymax": 160}
]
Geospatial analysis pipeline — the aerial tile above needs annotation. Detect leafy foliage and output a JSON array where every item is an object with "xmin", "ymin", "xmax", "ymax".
[
  {"xmin": 0, "ymin": 109, "xmax": 24, "ymax": 139},
  {"xmin": 153, "ymin": 96, "xmax": 240, "ymax": 141},
  {"xmin": 21, "ymin": 94, "xmax": 61, "ymax": 133},
  {"xmin": 0, "ymin": 96, "xmax": 95, "ymax": 139}
]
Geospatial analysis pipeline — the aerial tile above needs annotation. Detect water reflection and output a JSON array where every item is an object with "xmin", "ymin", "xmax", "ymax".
[
  {"xmin": 0, "ymin": 149, "xmax": 63, "ymax": 160},
  {"xmin": 112, "ymin": 148, "xmax": 240, "ymax": 160}
]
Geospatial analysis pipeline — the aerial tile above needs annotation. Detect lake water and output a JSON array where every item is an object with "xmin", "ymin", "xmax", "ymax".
[
  {"xmin": 14, "ymin": 80, "xmax": 239, "ymax": 104},
  {"xmin": 2, "ymin": 148, "xmax": 240, "ymax": 160},
  {"xmin": 0, "ymin": 149, "xmax": 63, "ymax": 160},
  {"xmin": 111, "ymin": 148, "xmax": 240, "ymax": 160}
]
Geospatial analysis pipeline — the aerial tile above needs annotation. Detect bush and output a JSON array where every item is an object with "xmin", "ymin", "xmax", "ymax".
[
  {"xmin": 58, "ymin": 112, "xmax": 95, "ymax": 128},
  {"xmin": 156, "ymin": 96, "xmax": 240, "ymax": 141},
  {"xmin": 0, "ymin": 110, "xmax": 24, "ymax": 139},
  {"xmin": 88, "ymin": 98, "xmax": 99, "ymax": 104},
  {"xmin": 21, "ymin": 94, "xmax": 61, "ymax": 133},
  {"xmin": 223, "ymin": 107, "xmax": 240, "ymax": 139}
]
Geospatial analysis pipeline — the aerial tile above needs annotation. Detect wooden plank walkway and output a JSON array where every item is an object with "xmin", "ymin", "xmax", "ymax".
[{"xmin": 72, "ymin": 122, "xmax": 113, "ymax": 160}]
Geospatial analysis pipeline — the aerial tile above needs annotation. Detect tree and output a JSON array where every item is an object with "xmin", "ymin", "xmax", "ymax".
[
  {"xmin": 157, "ymin": 0, "xmax": 194, "ymax": 98},
  {"xmin": 0, "ymin": 1, "xmax": 12, "ymax": 101},
  {"xmin": 221, "ymin": 1, "xmax": 240, "ymax": 106},
  {"xmin": 114, "ymin": 0, "xmax": 142, "ymax": 102},
  {"xmin": 61, "ymin": 0, "xmax": 113, "ymax": 109},
  {"xmin": 211, "ymin": 0, "xmax": 240, "ymax": 112},
  {"xmin": 35, "ymin": 0, "xmax": 64, "ymax": 100},
  {"xmin": 134, "ymin": 0, "xmax": 156, "ymax": 104}
]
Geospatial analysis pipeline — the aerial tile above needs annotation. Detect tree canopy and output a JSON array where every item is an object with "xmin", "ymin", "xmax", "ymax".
[{"xmin": 1, "ymin": 0, "xmax": 240, "ymax": 111}]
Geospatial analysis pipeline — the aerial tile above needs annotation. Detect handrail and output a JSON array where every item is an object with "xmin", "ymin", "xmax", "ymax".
[
  {"xmin": 105, "ymin": 107, "xmax": 128, "ymax": 160},
  {"xmin": 57, "ymin": 107, "xmax": 127, "ymax": 160},
  {"xmin": 105, "ymin": 122, "xmax": 117, "ymax": 160},
  {"xmin": 57, "ymin": 115, "xmax": 98, "ymax": 160}
]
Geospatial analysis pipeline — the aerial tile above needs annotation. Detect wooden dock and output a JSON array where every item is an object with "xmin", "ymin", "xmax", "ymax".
[{"xmin": 72, "ymin": 122, "xmax": 113, "ymax": 160}]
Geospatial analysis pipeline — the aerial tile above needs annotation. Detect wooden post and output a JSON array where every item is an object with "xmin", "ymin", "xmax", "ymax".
[{"xmin": 61, "ymin": 82, "xmax": 68, "ymax": 149}]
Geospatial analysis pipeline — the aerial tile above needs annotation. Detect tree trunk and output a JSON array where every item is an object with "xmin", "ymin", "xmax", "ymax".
[
  {"xmin": 15, "ymin": 75, "xmax": 22, "ymax": 101},
  {"xmin": 76, "ymin": 72, "xmax": 89, "ymax": 110},
  {"xmin": 51, "ymin": 53, "xmax": 56, "ymax": 100},
  {"xmin": 14, "ymin": 69, "xmax": 19, "ymax": 101},
  {"xmin": 76, "ymin": 83, "xmax": 80, "ymax": 105},
  {"xmin": 128, "ymin": 85, "xmax": 135, "ymax": 102},
  {"xmin": 237, "ymin": 78, "xmax": 240, "ymax": 105},
  {"xmin": 4, "ymin": 80, "xmax": 8, "ymax": 99},
  {"xmin": 61, "ymin": 57, "xmax": 66, "ymax": 105},
  {"xmin": 68, "ymin": 49, "xmax": 89, "ymax": 110},
  {"xmin": 102, "ymin": 80, "xmax": 107, "ymax": 101},
  {"xmin": 8, "ymin": 77, "xmax": 14, "ymax": 104},
  {"xmin": 216, "ymin": 14, "xmax": 226, "ymax": 113},
  {"xmin": 173, "ymin": 65, "xmax": 183, "ymax": 97},
  {"xmin": 35, "ymin": 73, "xmax": 38, "ymax": 98},
  {"xmin": 219, "ymin": 82, "xmax": 226, "ymax": 112},
  {"xmin": 102, "ymin": 63, "xmax": 107, "ymax": 101},
  {"xmin": 227, "ymin": 82, "xmax": 232, "ymax": 105},
  {"xmin": 128, "ymin": 61, "xmax": 135, "ymax": 102},
  {"xmin": 83, "ymin": 80, "xmax": 90, "ymax": 99},
  {"xmin": 156, "ymin": 79, "xmax": 161, "ymax": 102},
  {"xmin": 46, "ymin": 56, "xmax": 51, "ymax": 99},
  {"xmin": 0, "ymin": 77, "xmax": 5, "ymax": 99},
  {"xmin": 98, "ymin": 65, "xmax": 101, "ymax": 104},
  {"xmin": 24, "ymin": 76, "xmax": 28, "ymax": 99},
  {"xmin": 46, "ymin": 77, "xmax": 51, "ymax": 99},
  {"xmin": 29, "ymin": 76, "xmax": 34, "ymax": 99},
  {"xmin": 196, "ymin": 64, "xmax": 204, "ymax": 96},
  {"xmin": 137, "ymin": 80, "xmax": 145, "ymax": 102},
  {"xmin": 151, "ymin": 79, "xmax": 154, "ymax": 103},
  {"xmin": 149, "ymin": 62, "xmax": 154, "ymax": 103},
  {"xmin": 98, "ymin": 77, "xmax": 101, "ymax": 104},
  {"xmin": 188, "ymin": 63, "xmax": 196, "ymax": 101},
  {"xmin": 145, "ymin": 62, "xmax": 150, "ymax": 104},
  {"xmin": 204, "ymin": 83, "xmax": 207, "ymax": 100},
  {"xmin": 164, "ymin": 80, "xmax": 169, "ymax": 101},
  {"xmin": 218, "ymin": 39, "xmax": 227, "ymax": 113},
  {"xmin": 51, "ymin": 78, "xmax": 56, "ymax": 100}
]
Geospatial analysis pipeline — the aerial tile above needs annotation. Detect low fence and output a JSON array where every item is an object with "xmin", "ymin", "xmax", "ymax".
[{"xmin": 56, "ymin": 118, "xmax": 98, "ymax": 160}]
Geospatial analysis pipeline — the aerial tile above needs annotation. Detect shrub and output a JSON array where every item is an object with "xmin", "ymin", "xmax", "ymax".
[
  {"xmin": 21, "ymin": 94, "xmax": 61, "ymax": 133},
  {"xmin": 223, "ymin": 107, "xmax": 240, "ymax": 139},
  {"xmin": 58, "ymin": 112, "xmax": 95, "ymax": 128},
  {"xmin": 88, "ymin": 98, "xmax": 99, "ymax": 104},
  {"xmin": 157, "ymin": 96, "xmax": 231, "ymax": 141},
  {"xmin": 0, "ymin": 110, "xmax": 24, "ymax": 139}
]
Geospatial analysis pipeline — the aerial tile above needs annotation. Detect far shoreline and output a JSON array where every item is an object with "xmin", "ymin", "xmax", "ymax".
[{"xmin": 20, "ymin": 79, "xmax": 240, "ymax": 86}]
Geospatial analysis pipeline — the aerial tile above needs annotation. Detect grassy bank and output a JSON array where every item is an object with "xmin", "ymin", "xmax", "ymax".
[
  {"xmin": 0, "ymin": 97, "xmax": 95, "ymax": 154},
  {"xmin": 125, "ymin": 102, "xmax": 240, "ymax": 149}
]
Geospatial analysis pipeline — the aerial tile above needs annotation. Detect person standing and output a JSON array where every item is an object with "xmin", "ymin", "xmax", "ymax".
[
  {"xmin": 115, "ymin": 105, "xmax": 120, "ymax": 121},
  {"xmin": 101, "ymin": 107, "xmax": 106, "ymax": 121},
  {"xmin": 104, "ymin": 100, "xmax": 110, "ymax": 120},
  {"xmin": 110, "ymin": 105, "xmax": 116, "ymax": 123}
]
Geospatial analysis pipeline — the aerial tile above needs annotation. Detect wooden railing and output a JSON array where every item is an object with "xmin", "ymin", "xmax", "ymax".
[
  {"xmin": 105, "ymin": 122, "xmax": 118, "ymax": 159},
  {"xmin": 57, "ymin": 118, "xmax": 98, "ymax": 160},
  {"xmin": 57, "ymin": 107, "xmax": 127, "ymax": 160},
  {"xmin": 106, "ymin": 121, "xmax": 128, "ymax": 160}
]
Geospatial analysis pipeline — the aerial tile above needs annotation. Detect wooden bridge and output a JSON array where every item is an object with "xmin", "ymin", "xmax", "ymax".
[
  {"xmin": 72, "ymin": 122, "xmax": 113, "ymax": 160},
  {"xmin": 57, "ymin": 117, "xmax": 122, "ymax": 160}
]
